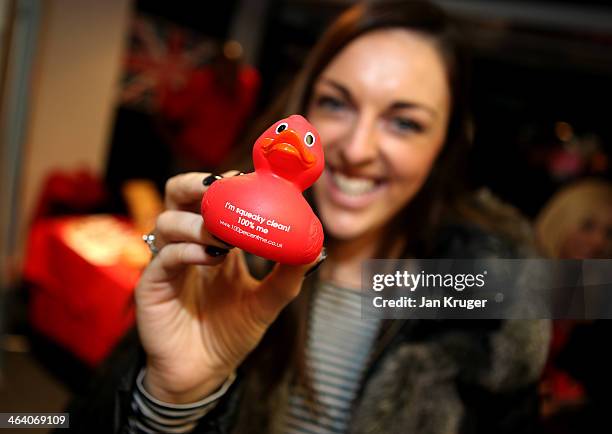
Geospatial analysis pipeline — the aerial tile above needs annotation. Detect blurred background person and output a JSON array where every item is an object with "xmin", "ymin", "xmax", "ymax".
[
  {"xmin": 535, "ymin": 178, "xmax": 612, "ymax": 434},
  {"xmin": 536, "ymin": 179, "xmax": 612, "ymax": 260}
]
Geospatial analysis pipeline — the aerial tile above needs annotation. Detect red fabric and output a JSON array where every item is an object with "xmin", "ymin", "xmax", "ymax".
[
  {"xmin": 32, "ymin": 170, "xmax": 107, "ymax": 221},
  {"xmin": 540, "ymin": 321, "xmax": 586, "ymax": 404},
  {"xmin": 24, "ymin": 217, "xmax": 140, "ymax": 366},
  {"xmin": 160, "ymin": 66, "xmax": 260, "ymax": 168}
]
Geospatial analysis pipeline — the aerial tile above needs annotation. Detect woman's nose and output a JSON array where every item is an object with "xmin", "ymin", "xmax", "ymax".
[{"xmin": 339, "ymin": 113, "xmax": 379, "ymax": 166}]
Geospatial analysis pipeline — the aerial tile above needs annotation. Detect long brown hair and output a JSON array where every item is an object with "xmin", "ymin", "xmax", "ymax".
[{"xmin": 230, "ymin": 1, "xmax": 486, "ymax": 430}]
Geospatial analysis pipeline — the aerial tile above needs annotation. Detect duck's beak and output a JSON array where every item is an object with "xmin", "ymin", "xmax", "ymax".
[{"xmin": 262, "ymin": 129, "xmax": 315, "ymax": 168}]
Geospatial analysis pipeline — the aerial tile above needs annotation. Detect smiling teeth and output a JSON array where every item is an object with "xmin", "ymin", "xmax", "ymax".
[{"xmin": 332, "ymin": 171, "xmax": 377, "ymax": 195}]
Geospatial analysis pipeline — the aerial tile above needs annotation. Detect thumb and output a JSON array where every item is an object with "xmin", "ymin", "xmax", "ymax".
[{"xmin": 254, "ymin": 248, "xmax": 327, "ymax": 324}]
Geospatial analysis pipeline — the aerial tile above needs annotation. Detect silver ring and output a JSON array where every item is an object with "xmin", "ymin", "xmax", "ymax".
[{"xmin": 142, "ymin": 232, "xmax": 159, "ymax": 256}]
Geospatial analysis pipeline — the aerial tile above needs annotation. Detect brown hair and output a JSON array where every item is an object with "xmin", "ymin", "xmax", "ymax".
[{"xmin": 230, "ymin": 1, "xmax": 490, "ymax": 430}]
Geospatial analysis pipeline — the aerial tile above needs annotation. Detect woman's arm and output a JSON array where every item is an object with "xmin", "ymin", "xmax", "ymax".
[
  {"xmin": 129, "ymin": 367, "xmax": 236, "ymax": 433},
  {"xmin": 61, "ymin": 328, "xmax": 244, "ymax": 434}
]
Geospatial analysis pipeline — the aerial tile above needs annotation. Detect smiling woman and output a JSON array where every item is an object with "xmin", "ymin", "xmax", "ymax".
[
  {"xmin": 64, "ymin": 2, "xmax": 549, "ymax": 434},
  {"xmin": 309, "ymin": 28, "xmax": 449, "ymax": 245}
]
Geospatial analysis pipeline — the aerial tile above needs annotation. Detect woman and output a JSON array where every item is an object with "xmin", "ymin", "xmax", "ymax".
[
  {"xmin": 66, "ymin": 2, "xmax": 549, "ymax": 433},
  {"xmin": 536, "ymin": 178, "xmax": 612, "ymax": 259},
  {"xmin": 535, "ymin": 179, "xmax": 612, "ymax": 433}
]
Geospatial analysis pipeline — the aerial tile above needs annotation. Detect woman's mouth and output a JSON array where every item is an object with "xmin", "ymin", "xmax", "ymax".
[
  {"xmin": 324, "ymin": 166, "xmax": 387, "ymax": 209},
  {"xmin": 332, "ymin": 171, "xmax": 377, "ymax": 195}
]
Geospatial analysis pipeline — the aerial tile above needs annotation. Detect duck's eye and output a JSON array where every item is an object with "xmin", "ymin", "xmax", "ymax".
[
  {"xmin": 275, "ymin": 123, "xmax": 288, "ymax": 134},
  {"xmin": 304, "ymin": 132, "xmax": 315, "ymax": 147}
]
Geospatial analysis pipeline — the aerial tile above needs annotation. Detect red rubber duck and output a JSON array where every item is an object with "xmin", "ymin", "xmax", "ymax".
[{"xmin": 201, "ymin": 115, "xmax": 324, "ymax": 265}]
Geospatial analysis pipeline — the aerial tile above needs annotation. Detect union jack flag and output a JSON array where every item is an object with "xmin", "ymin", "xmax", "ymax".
[{"xmin": 120, "ymin": 14, "xmax": 217, "ymax": 113}]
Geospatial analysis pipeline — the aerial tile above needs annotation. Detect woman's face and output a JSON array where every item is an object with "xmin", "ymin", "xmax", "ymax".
[
  {"xmin": 560, "ymin": 205, "xmax": 612, "ymax": 259},
  {"xmin": 307, "ymin": 29, "xmax": 451, "ymax": 241}
]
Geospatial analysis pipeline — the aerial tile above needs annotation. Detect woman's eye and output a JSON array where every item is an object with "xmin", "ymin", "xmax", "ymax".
[
  {"xmin": 391, "ymin": 117, "xmax": 423, "ymax": 133},
  {"xmin": 315, "ymin": 95, "xmax": 346, "ymax": 112}
]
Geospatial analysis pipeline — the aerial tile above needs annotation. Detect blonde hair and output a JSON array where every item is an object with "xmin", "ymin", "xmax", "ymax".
[{"xmin": 535, "ymin": 179, "xmax": 612, "ymax": 258}]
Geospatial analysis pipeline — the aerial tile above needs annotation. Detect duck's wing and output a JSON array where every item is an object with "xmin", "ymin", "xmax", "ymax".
[{"xmin": 303, "ymin": 217, "xmax": 324, "ymax": 263}]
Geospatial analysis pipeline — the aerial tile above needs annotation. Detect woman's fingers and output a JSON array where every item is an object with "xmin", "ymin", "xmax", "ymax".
[
  {"xmin": 164, "ymin": 172, "xmax": 208, "ymax": 211},
  {"xmin": 220, "ymin": 169, "xmax": 242, "ymax": 178},
  {"xmin": 143, "ymin": 242, "xmax": 227, "ymax": 283},
  {"xmin": 165, "ymin": 170, "xmax": 243, "ymax": 212},
  {"xmin": 253, "ymin": 251, "xmax": 326, "ymax": 325},
  {"xmin": 154, "ymin": 210, "xmax": 234, "ymax": 251}
]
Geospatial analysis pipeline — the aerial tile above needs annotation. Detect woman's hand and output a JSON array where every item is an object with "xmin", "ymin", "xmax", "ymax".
[{"xmin": 135, "ymin": 171, "xmax": 319, "ymax": 404}]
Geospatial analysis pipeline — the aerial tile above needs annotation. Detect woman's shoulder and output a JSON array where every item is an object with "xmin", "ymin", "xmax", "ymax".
[{"xmin": 432, "ymin": 188, "xmax": 537, "ymax": 259}]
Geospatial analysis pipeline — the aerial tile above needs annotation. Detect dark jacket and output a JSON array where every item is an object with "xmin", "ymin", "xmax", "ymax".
[{"xmin": 64, "ymin": 222, "xmax": 550, "ymax": 434}]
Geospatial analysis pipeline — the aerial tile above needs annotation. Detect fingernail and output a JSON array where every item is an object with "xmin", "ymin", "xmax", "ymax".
[
  {"xmin": 205, "ymin": 245, "xmax": 230, "ymax": 257},
  {"xmin": 203, "ymin": 174, "xmax": 223, "ymax": 186},
  {"xmin": 212, "ymin": 235, "xmax": 235, "ymax": 249},
  {"xmin": 305, "ymin": 247, "xmax": 327, "ymax": 278}
]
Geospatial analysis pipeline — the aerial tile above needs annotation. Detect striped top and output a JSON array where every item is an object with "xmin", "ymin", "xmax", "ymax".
[
  {"xmin": 129, "ymin": 368, "xmax": 235, "ymax": 433},
  {"xmin": 282, "ymin": 282, "xmax": 381, "ymax": 434},
  {"xmin": 129, "ymin": 282, "xmax": 381, "ymax": 433}
]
